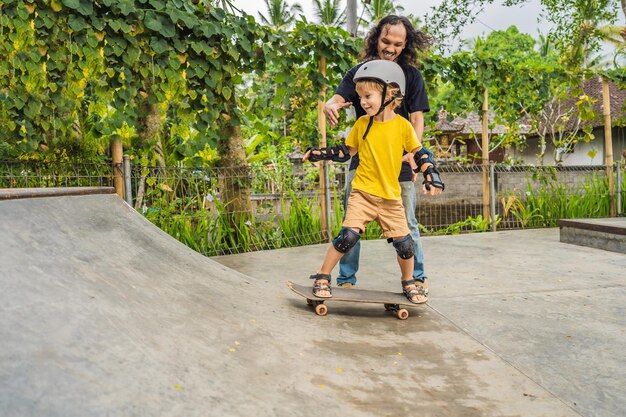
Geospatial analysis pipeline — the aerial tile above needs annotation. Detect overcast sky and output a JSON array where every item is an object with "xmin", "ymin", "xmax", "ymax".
[{"xmin": 235, "ymin": 0, "xmax": 553, "ymax": 42}]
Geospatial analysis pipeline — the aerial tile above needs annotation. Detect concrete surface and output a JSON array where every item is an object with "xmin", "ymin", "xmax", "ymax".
[
  {"xmin": 1, "ymin": 191, "xmax": 625, "ymax": 417},
  {"xmin": 559, "ymin": 217, "xmax": 626, "ymax": 253}
]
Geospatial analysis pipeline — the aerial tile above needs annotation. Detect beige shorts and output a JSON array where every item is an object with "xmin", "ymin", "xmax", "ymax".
[{"xmin": 342, "ymin": 189, "xmax": 410, "ymax": 238}]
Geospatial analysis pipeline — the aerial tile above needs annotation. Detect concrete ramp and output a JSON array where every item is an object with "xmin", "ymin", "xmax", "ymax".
[{"xmin": 1, "ymin": 189, "xmax": 620, "ymax": 416}]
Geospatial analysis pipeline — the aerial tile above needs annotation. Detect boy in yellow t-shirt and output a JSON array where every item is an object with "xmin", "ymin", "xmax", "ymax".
[{"xmin": 304, "ymin": 60, "xmax": 445, "ymax": 304}]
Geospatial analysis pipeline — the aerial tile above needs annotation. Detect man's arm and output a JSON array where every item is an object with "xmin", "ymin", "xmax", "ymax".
[
  {"xmin": 324, "ymin": 94, "xmax": 352, "ymax": 127},
  {"xmin": 405, "ymin": 111, "xmax": 426, "ymax": 181},
  {"xmin": 410, "ymin": 111, "xmax": 425, "ymax": 143}
]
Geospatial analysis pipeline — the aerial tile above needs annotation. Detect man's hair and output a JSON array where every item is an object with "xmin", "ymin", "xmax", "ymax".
[
  {"xmin": 360, "ymin": 15, "xmax": 433, "ymax": 67},
  {"xmin": 355, "ymin": 80, "xmax": 402, "ymax": 111}
]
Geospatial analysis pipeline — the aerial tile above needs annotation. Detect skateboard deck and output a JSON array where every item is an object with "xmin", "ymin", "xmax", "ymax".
[{"xmin": 286, "ymin": 280, "xmax": 421, "ymax": 320}]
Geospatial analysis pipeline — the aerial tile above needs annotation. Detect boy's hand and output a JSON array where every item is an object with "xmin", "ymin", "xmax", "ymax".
[
  {"xmin": 324, "ymin": 101, "xmax": 352, "ymax": 127},
  {"xmin": 422, "ymin": 183, "xmax": 443, "ymax": 196},
  {"xmin": 421, "ymin": 166, "xmax": 445, "ymax": 196}
]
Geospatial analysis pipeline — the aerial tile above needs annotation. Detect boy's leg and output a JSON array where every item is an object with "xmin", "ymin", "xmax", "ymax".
[
  {"xmin": 379, "ymin": 199, "xmax": 428, "ymax": 304},
  {"xmin": 312, "ymin": 227, "xmax": 361, "ymax": 297},
  {"xmin": 337, "ymin": 168, "xmax": 358, "ymax": 287},
  {"xmin": 392, "ymin": 235, "xmax": 426, "ymax": 303},
  {"xmin": 400, "ymin": 181, "xmax": 428, "ymax": 292},
  {"xmin": 396, "ymin": 250, "xmax": 414, "ymax": 281}
]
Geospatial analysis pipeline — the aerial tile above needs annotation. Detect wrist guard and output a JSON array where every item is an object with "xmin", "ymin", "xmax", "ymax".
[
  {"xmin": 422, "ymin": 165, "xmax": 445, "ymax": 191},
  {"xmin": 306, "ymin": 144, "xmax": 350, "ymax": 163},
  {"xmin": 413, "ymin": 147, "xmax": 435, "ymax": 172}
]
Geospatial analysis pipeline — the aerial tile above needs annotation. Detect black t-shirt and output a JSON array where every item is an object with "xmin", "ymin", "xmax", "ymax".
[{"xmin": 336, "ymin": 61, "xmax": 430, "ymax": 182}]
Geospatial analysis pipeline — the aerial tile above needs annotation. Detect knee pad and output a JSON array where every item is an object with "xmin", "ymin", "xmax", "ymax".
[
  {"xmin": 392, "ymin": 235, "xmax": 414, "ymax": 259},
  {"xmin": 333, "ymin": 227, "xmax": 361, "ymax": 254}
]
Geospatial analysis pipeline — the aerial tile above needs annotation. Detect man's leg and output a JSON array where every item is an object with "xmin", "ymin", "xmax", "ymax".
[
  {"xmin": 400, "ymin": 181, "xmax": 427, "ymax": 287},
  {"xmin": 337, "ymin": 169, "xmax": 359, "ymax": 287}
]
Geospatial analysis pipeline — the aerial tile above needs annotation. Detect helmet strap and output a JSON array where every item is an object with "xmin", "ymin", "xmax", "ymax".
[
  {"xmin": 375, "ymin": 84, "xmax": 388, "ymax": 116},
  {"xmin": 363, "ymin": 83, "xmax": 396, "ymax": 141}
]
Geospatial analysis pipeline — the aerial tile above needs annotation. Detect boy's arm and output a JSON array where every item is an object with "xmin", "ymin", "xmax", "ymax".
[
  {"xmin": 303, "ymin": 144, "xmax": 356, "ymax": 163},
  {"xmin": 409, "ymin": 146, "xmax": 444, "ymax": 195}
]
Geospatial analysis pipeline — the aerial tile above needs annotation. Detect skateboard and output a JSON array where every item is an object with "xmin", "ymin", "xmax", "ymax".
[{"xmin": 286, "ymin": 280, "xmax": 421, "ymax": 320}]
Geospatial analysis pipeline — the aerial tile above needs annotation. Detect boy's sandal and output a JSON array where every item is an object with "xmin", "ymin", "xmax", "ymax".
[
  {"xmin": 310, "ymin": 273, "xmax": 332, "ymax": 298},
  {"xmin": 402, "ymin": 279, "xmax": 428, "ymax": 304}
]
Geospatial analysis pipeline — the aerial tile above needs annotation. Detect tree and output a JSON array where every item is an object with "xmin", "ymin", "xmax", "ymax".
[
  {"xmin": 540, "ymin": 0, "xmax": 619, "ymax": 68},
  {"xmin": 312, "ymin": 0, "xmax": 346, "ymax": 26},
  {"xmin": 362, "ymin": 0, "xmax": 404, "ymax": 25},
  {"xmin": 258, "ymin": 0, "xmax": 303, "ymax": 29},
  {"xmin": 423, "ymin": 25, "xmax": 572, "ymax": 164},
  {"xmin": 425, "ymin": 0, "xmax": 621, "ymax": 65},
  {"xmin": 529, "ymin": 89, "xmax": 593, "ymax": 164}
]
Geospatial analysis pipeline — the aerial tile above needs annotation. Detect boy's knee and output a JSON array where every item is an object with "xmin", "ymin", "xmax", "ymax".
[
  {"xmin": 392, "ymin": 235, "xmax": 414, "ymax": 259},
  {"xmin": 333, "ymin": 227, "xmax": 361, "ymax": 253}
]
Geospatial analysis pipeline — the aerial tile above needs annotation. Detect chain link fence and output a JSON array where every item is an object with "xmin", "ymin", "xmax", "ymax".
[
  {"xmin": 421, "ymin": 164, "xmax": 621, "ymax": 233},
  {"xmin": 2, "ymin": 159, "xmax": 624, "ymax": 256},
  {"xmin": 0, "ymin": 160, "xmax": 113, "ymax": 189}
]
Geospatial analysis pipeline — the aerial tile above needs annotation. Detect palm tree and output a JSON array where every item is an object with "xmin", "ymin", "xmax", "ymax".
[
  {"xmin": 258, "ymin": 0, "xmax": 303, "ymax": 29},
  {"xmin": 312, "ymin": 0, "xmax": 347, "ymax": 27},
  {"xmin": 537, "ymin": 33, "xmax": 555, "ymax": 58},
  {"xmin": 598, "ymin": 24, "xmax": 626, "ymax": 49},
  {"xmin": 406, "ymin": 14, "xmax": 423, "ymax": 30},
  {"xmin": 362, "ymin": 0, "xmax": 404, "ymax": 25}
]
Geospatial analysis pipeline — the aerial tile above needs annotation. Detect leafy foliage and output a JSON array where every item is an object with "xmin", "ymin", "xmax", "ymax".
[
  {"xmin": 0, "ymin": 0, "xmax": 359, "ymax": 166},
  {"xmin": 1, "ymin": 0, "xmax": 269, "ymax": 160}
]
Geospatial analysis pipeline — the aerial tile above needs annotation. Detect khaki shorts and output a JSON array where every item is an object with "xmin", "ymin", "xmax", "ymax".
[{"xmin": 342, "ymin": 189, "xmax": 410, "ymax": 238}]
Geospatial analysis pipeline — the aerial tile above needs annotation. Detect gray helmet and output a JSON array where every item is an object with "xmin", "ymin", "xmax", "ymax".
[{"xmin": 353, "ymin": 60, "xmax": 406, "ymax": 96}]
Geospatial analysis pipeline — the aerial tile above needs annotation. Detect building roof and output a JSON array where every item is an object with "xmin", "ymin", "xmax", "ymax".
[
  {"xmin": 435, "ymin": 109, "xmax": 530, "ymax": 136},
  {"xmin": 540, "ymin": 77, "xmax": 626, "ymax": 133},
  {"xmin": 435, "ymin": 109, "xmax": 464, "ymax": 133}
]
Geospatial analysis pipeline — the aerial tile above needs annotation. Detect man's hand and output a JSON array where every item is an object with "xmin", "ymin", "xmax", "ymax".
[
  {"xmin": 302, "ymin": 149, "xmax": 316, "ymax": 162},
  {"xmin": 402, "ymin": 153, "xmax": 419, "ymax": 182},
  {"xmin": 324, "ymin": 100, "xmax": 352, "ymax": 127}
]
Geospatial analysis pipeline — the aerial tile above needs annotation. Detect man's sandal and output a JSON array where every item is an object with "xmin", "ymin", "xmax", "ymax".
[
  {"xmin": 402, "ymin": 279, "xmax": 428, "ymax": 304},
  {"xmin": 310, "ymin": 273, "xmax": 332, "ymax": 298}
]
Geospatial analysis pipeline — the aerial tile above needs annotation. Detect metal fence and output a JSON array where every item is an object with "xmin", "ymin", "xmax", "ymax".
[
  {"xmin": 0, "ymin": 160, "xmax": 113, "ymax": 189},
  {"xmin": 2, "ymin": 159, "xmax": 624, "ymax": 256},
  {"xmin": 421, "ymin": 164, "xmax": 622, "ymax": 232}
]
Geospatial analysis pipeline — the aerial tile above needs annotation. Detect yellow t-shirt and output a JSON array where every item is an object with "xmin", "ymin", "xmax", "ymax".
[{"xmin": 346, "ymin": 115, "xmax": 421, "ymax": 200}]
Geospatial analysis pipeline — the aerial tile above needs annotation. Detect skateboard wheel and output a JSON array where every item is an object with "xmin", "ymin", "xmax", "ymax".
[
  {"xmin": 384, "ymin": 303, "xmax": 392, "ymax": 311},
  {"xmin": 397, "ymin": 309, "xmax": 409, "ymax": 320},
  {"xmin": 315, "ymin": 304, "xmax": 328, "ymax": 316},
  {"xmin": 306, "ymin": 299, "xmax": 313, "ymax": 306}
]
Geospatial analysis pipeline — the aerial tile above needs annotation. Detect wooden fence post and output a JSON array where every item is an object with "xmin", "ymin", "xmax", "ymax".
[
  {"xmin": 317, "ymin": 55, "xmax": 331, "ymax": 242},
  {"xmin": 482, "ymin": 88, "xmax": 490, "ymax": 222},
  {"xmin": 111, "ymin": 138, "xmax": 123, "ymax": 199},
  {"xmin": 601, "ymin": 77, "xmax": 615, "ymax": 217}
]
